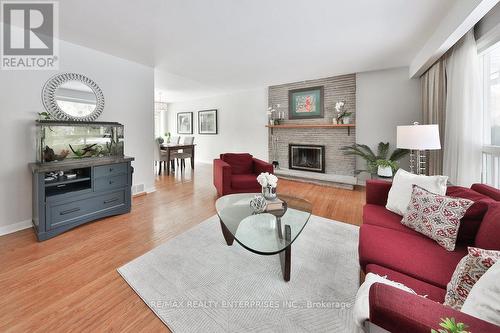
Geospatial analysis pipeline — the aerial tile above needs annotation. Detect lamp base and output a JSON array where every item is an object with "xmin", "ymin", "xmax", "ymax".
[{"xmin": 409, "ymin": 150, "xmax": 427, "ymax": 175}]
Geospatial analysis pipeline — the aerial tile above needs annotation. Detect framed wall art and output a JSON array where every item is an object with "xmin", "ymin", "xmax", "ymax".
[
  {"xmin": 288, "ymin": 86, "xmax": 324, "ymax": 119},
  {"xmin": 177, "ymin": 112, "xmax": 193, "ymax": 134},
  {"xmin": 198, "ymin": 109, "xmax": 218, "ymax": 134}
]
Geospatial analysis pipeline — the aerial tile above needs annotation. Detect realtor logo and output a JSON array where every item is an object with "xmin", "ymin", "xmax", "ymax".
[{"xmin": 1, "ymin": 1, "xmax": 59, "ymax": 70}]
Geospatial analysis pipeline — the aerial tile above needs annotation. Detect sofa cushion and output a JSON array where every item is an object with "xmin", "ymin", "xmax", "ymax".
[
  {"xmin": 446, "ymin": 186, "xmax": 494, "ymax": 219},
  {"xmin": 363, "ymin": 204, "xmax": 479, "ymax": 245},
  {"xmin": 366, "ymin": 264, "xmax": 446, "ymax": 302},
  {"xmin": 359, "ymin": 224, "xmax": 468, "ymax": 288},
  {"xmin": 401, "ymin": 185, "xmax": 473, "ymax": 251},
  {"xmin": 386, "ymin": 169, "xmax": 448, "ymax": 216},
  {"xmin": 231, "ymin": 174, "xmax": 259, "ymax": 190},
  {"xmin": 363, "ymin": 204, "xmax": 415, "ymax": 235},
  {"xmin": 475, "ymin": 203, "xmax": 500, "ymax": 250},
  {"xmin": 221, "ymin": 153, "xmax": 253, "ymax": 175}
]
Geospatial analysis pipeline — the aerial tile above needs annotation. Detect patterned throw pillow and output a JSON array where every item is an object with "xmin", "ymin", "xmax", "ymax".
[
  {"xmin": 445, "ymin": 247, "xmax": 500, "ymax": 309},
  {"xmin": 401, "ymin": 185, "xmax": 474, "ymax": 251}
]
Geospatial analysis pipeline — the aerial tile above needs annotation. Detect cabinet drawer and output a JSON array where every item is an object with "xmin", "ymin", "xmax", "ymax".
[
  {"xmin": 47, "ymin": 190, "xmax": 126, "ymax": 230},
  {"xmin": 94, "ymin": 163, "xmax": 127, "ymax": 178},
  {"xmin": 94, "ymin": 174, "xmax": 128, "ymax": 192},
  {"xmin": 48, "ymin": 199, "xmax": 94, "ymax": 228}
]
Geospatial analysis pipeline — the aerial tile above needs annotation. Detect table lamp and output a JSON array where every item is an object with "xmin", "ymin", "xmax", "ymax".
[{"xmin": 397, "ymin": 122, "xmax": 441, "ymax": 175}]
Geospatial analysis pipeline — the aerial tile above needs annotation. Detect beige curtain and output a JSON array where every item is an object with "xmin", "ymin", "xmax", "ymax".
[{"xmin": 421, "ymin": 59, "xmax": 446, "ymax": 175}]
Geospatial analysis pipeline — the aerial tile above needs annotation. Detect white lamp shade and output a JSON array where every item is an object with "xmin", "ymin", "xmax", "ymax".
[{"xmin": 397, "ymin": 124, "xmax": 441, "ymax": 150}]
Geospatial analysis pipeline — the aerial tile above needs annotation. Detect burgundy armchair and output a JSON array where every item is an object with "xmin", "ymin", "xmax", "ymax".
[{"xmin": 213, "ymin": 153, "xmax": 273, "ymax": 196}]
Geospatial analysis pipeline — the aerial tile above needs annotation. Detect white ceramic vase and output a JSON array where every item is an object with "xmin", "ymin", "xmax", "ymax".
[
  {"xmin": 262, "ymin": 186, "xmax": 277, "ymax": 200},
  {"xmin": 377, "ymin": 165, "xmax": 393, "ymax": 178}
]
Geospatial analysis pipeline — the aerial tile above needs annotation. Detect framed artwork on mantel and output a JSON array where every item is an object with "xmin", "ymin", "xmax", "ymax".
[
  {"xmin": 288, "ymin": 86, "xmax": 324, "ymax": 119},
  {"xmin": 177, "ymin": 112, "xmax": 193, "ymax": 134},
  {"xmin": 198, "ymin": 109, "xmax": 218, "ymax": 134}
]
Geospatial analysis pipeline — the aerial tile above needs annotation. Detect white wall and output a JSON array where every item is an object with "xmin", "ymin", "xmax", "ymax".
[
  {"xmin": 0, "ymin": 39, "xmax": 154, "ymax": 235},
  {"xmin": 356, "ymin": 67, "xmax": 421, "ymax": 172},
  {"xmin": 167, "ymin": 88, "xmax": 268, "ymax": 163}
]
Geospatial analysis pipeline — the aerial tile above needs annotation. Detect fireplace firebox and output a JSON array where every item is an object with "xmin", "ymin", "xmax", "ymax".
[{"xmin": 289, "ymin": 144, "xmax": 325, "ymax": 173}]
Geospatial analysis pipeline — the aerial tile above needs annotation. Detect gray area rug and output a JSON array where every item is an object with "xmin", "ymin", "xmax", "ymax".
[{"xmin": 118, "ymin": 215, "xmax": 360, "ymax": 332}]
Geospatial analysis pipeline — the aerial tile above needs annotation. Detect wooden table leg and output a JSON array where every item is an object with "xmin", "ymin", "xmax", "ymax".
[
  {"xmin": 191, "ymin": 146, "xmax": 195, "ymax": 169},
  {"xmin": 219, "ymin": 218, "xmax": 234, "ymax": 246},
  {"xmin": 279, "ymin": 224, "xmax": 291, "ymax": 282},
  {"xmin": 166, "ymin": 149, "xmax": 171, "ymax": 175}
]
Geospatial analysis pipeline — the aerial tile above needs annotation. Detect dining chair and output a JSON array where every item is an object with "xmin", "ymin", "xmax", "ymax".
[
  {"xmin": 154, "ymin": 139, "xmax": 169, "ymax": 175},
  {"xmin": 169, "ymin": 136, "xmax": 180, "ymax": 144},
  {"xmin": 177, "ymin": 136, "xmax": 195, "ymax": 170}
]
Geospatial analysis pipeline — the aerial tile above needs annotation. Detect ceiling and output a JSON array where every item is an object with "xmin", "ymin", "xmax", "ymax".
[{"xmin": 58, "ymin": 0, "xmax": 455, "ymax": 102}]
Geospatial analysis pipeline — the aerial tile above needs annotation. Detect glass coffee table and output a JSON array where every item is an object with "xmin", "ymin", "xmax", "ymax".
[{"xmin": 215, "ymin": 193, "xmax": 312, "ymax": 281}]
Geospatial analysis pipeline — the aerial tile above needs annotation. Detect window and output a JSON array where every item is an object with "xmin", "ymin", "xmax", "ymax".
[
  {"xmin": 481, "ymin": 44, "xmax": 500, "ymax": 188},
  {"xmin": 154, "ymin": 101, "xmax": 168, "ymax": 138},
  {"xmin": 482, "ymin": 44, "xmax": 500, "ymax": 145}
]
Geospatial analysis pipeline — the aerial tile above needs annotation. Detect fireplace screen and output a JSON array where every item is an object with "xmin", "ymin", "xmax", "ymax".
[{"xmin": 289, "ymin": 144, "xmax": 325, "ymax": 173}]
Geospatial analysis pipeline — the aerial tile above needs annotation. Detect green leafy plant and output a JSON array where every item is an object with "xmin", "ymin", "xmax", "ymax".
[
  {"xmin": 38, "ymin": 111, "xmax": 51, "ymax": 120},
  {"xmin": 340, "ymin": 142, "xmax": 409, "ymax": 175},
  {"xmin": 431, "ymin": 317, "xmax": 470, "ymax": 333}
]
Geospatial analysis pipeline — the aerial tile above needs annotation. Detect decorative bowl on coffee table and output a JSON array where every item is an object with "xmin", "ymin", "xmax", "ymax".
[{"xmin": 215, "ymin": 193, "xmax": 312, "ymax": 281}]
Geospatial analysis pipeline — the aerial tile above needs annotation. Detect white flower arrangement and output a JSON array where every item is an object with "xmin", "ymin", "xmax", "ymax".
[
  {"xmin": 267, "ymin": 103, "xmax": 281, "ymax": 116},
  {"xmin": 257, "ymin": 172, "xmax": 278, "ymax": 188},
  {"xmin": 334, "ymin": 101, "xmax": 345, "ymax": 113}
]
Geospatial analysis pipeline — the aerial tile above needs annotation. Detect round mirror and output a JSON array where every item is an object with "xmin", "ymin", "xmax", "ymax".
[{"xmin": 42, "ymin": 73, "xmax": 104, "ymax": 121}]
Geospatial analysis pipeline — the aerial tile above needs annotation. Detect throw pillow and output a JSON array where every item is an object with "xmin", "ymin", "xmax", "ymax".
[
  {"xmin": 353, "ymin": 273, "xmax": 417, "ymax": 329},
  {"xmin": 461, "ymin": 261, "xmax": 500, "ymax": 326},
  {"xmin": 445, "ymin": 247, "xmax": 500, "ymax": 310},
  {"xmin": 386, "ymin": 169, "xmax": 448, "ymax": 216},
  {"xmin": 401, "ymin": 185, "xmax": 474, "ymax": 251}
]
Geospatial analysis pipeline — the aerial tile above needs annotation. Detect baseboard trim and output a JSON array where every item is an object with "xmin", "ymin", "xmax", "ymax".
[{"xmin": 0, "ymin": 219, "xmax": 32, "ymax": 236}]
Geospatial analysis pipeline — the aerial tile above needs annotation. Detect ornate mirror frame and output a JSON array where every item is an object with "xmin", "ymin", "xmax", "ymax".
[{"xmin": 41, "ymin": 73, "xmax": 105, "ymax": 121}]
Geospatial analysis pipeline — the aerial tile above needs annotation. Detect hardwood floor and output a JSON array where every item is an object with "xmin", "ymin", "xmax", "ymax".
[{"xmin": 0, "ymin": 163, "xmax": 365, "ymax": 332}]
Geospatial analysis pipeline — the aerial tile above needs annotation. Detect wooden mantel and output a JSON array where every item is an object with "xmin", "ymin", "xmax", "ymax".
[{"xmin": 266, "ymin": 123, "xmax": 355, "ymax": 135}]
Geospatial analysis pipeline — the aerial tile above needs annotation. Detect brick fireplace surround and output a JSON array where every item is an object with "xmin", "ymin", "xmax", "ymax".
[{"xmin": 268, "ymin": 74, "xmax": 357, "ymax": 189}]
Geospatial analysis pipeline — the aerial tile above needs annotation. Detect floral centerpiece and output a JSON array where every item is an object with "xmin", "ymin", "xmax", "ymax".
[
  {"xmin": 267, "ymin": 104, "xmax": 283, "ymax": 125},
  {"xmin": 334, "ymin": 100, "xmax": 352, "ymax": 124},
  {"xmin": 257, "ymin": 172, "xmax": 278, "ymax": 200}
]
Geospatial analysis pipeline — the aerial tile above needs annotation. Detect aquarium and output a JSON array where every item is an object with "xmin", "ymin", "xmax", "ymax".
[{"xmin": 36, "ymin": 120, "xmax": 124, "ymax": 163}]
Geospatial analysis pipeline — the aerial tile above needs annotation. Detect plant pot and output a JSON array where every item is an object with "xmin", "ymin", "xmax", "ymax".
[{"xmin": 377, "ymin": 165, "xmax": 393, "ymax": 178}]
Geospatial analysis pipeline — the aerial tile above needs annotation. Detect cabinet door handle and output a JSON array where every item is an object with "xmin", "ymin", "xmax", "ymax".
[
  {"xmin": 60, "ymin": 207, "xmax": 80, "ymax": 215},
  {"xmin": 104, "ymin": 198, "xmax": 118, "ymax": 204},
  {"xmin": 109, "ymin": 168, "xmax": 114, "ymax": 172},
  {"xmin": 57, "ymin": 184, "xmax": 66, "ymax": 188},
  {"xmin": 109, "ymin": 180, "xmax": 114, "ymax": 185}
]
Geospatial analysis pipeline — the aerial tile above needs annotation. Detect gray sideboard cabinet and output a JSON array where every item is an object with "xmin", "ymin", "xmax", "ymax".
[{"xmin": 29, "ymin": 157, "xmax": 134, "ymax": 241}]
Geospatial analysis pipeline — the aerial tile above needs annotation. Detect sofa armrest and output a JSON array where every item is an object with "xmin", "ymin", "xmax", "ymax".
[
  {"xmin": 369, "ymin": 283, "xmax": 500, "ymax": 333},
  {"xmin": 365, "ymin": 180, "xmax": 392, "ymax": 206},
  {"xmin": 213, "ymin": 159, "xmax": 232, "ymax": 196},
  {"xmin": 471, "ymin": 183, "xmax": 500, "ymax": 201},
  {"xmin": 253, "ymin": 158, "xmax": 273, "ymax": 175}
]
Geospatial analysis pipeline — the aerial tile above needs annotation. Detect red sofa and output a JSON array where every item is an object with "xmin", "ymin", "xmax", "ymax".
[
  {"xmin": 360, "ymin": 180, "xmax": 500, "ymax": 332},
  {"xmin": 213, "ymin": 153, "xmax": 273, "ymax": 196}
]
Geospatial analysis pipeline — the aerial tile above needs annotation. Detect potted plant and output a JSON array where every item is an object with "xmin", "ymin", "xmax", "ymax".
[
  {"xmin": 334, "ymin": 100, "xmax": 352, "ymax": 124},
  {"xmin": 341, "ymin": 142, "xmax": 409, "ymax": 177},
  {"xmin": 431, "ymin": 317, "xmax": 469, "ymax": 333}
]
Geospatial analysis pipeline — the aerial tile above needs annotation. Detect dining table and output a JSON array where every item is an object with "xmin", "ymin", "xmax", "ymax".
[{"xmin": 160, "ymin": 143, "xmax": 196, "ymax": 175}]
